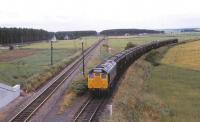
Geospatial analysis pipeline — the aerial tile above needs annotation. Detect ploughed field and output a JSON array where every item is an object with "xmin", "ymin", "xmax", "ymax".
[{"xmin": 0, "ymin": 36, "xmax": 97, "ymax": 91}]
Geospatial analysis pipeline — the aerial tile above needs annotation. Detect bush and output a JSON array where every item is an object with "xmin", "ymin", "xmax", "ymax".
[
  {"xmin": 145, "ymin": 50, "xmax": 160, "ymax": 66},
  {"xmin": 102, "ymin": 44, "xmax": 109, "ymax": 48},
  {"xmin": 145, "ymin": 47, "xmax": 169, "ymax": 66},
  {"xmin": 125, "ymin": 42, "xmax": 137, "ymax": 50},
  {"xmin": 9, "ymin": 45, "xmax": 14, "ymax": 50},
  {"xmin": 71, "ymin": 78, "xmax": 87, "ymax": 96}
]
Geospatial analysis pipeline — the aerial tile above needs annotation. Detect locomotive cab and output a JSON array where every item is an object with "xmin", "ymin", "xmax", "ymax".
[
  {"xmin": 88, "ymin": 69, "xmax": 109, "ymax": 90},
  {"xmin": 88, "ymin": 60, "xmax": 117, "ymax": 94}
]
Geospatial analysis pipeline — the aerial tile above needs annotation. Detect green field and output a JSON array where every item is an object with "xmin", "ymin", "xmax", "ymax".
[
  {"xmin": 0, "ymin": 36, "xmax": 98, "ymax": 90},
  {"xmin": 108, "ymin": 32, "xmax": 200, "ymax": 51},
  {"xmin": 147, "ymin": 64, "xmax": 200, "ymax": 122},
  {"xmin": 161, "ymin": 40, "xmax": 200, "ymax": 71},
  {"xmin": 22, "ymin": 36, "xmax": 97, "ymax": 49},
  {"xmin": 0, "ymin": 49, "xmax": 79, "ymax": 85},
  {"xmin": 145, "ymin": 41, "xmax": 200, "ymax": 121}
]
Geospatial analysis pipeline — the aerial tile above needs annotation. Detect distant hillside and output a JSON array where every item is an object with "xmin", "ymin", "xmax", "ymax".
[
  {"xmin": 100, "ymin": 29, "xmax": 163, "ymax": 36},
  {"xmin": 160, "ymin": 28, "xmax": 200, "ymax": 33},
  {"xmin": 180, "ymin": 28, "xmax": 200, "ymax": 32}
]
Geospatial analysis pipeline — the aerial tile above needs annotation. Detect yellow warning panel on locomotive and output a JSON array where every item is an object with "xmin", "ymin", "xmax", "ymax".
[{"xmin": 88, "ymin": 73, "xmax": 108, "ymax": 89}]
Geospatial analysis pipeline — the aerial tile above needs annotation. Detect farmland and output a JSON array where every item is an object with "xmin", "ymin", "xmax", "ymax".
[
  {"xmin": 0, "ymin": 36, "xmax": 98, "ymax": 91},
  {"xmin": 147, "ymin": 63, "xmax": 200, "ymax": 122},
  {"xmin": 22, "ymin": 36, "xmax": 97, "ymax": 49},
  {"xmin": 149, "ymin": 40, "xmax": 200, "ymax": 121},
  {"xmin": 161, "ymin": 40, "xmax": 200, "ymax": 71},
  {"xmin": 108, "ymin": 32, "xmax": 200, "ymax": 51}
]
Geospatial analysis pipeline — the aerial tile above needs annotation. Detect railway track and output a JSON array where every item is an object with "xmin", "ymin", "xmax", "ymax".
[
  {"xmin": 8, "ymin": 39, "xmax": 104, "ymax": 122},
  {"xmin": 72, "ymin": 97, "xmax": 106, "ymax": 122}
]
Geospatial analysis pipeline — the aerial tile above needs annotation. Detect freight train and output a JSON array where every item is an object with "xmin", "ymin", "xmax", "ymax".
[{"xmin": 88, "ymin": 39, "xmax": 178, "ymax": 95}]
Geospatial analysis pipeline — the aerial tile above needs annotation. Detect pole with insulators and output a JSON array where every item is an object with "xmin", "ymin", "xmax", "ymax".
[{"xmin": 82, "ymin": 40, "xmax": 85, "ymax": 77}]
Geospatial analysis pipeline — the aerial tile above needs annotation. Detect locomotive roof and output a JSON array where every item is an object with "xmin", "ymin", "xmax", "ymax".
[{"xmin": 92, "ymin": 60, "xmax": 116, "ymax": 73}]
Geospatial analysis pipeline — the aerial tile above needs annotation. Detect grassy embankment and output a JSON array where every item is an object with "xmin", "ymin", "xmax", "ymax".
[
  {"xmin": 102, "ymin": 40, "xmax": 200, "ymax": 121},
  {"xmin": 0, "ymin": 36, "xmax": 98, "ymax": 92}
]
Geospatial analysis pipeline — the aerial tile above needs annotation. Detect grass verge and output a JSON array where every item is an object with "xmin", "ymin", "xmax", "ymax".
[
  {"xmin": 22, "ymin": 52, "xmax": 80, "ymax": 92},
  {"xmin": 101, "ymin": 55, "xmax": 155, "ymax": 122}
]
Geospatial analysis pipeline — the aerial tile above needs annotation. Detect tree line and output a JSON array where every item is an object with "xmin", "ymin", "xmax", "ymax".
[
  {"xmin": 55, "ymin": 31, "xmax": 97, "ymax": 40},
  {"xmin": 0, "ymin": 27, "xmax": 165, "ymax": 45},
  {"xmin": 0, "ymin": 27, "xmax": 54, "ymax": 45},
  {"xmin": 0, "ymin": 28, "xmax": 98, "ymax": 45},
  {"xmin": 100, "ymin": 29, "xmax": 164, "ymax": 36}
]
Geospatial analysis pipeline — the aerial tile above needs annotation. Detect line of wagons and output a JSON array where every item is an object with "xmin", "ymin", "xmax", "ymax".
[{"xmin": 87, "ymin": 39, "xmax": 178, "ymax": 95}]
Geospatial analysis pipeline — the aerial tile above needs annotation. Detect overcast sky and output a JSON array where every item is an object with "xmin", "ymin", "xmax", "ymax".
[{"xmin": 0, "ymin": 0, "xmax": 200, "ymax": 32}]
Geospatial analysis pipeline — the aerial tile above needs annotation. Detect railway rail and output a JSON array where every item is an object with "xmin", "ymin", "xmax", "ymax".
[
  {"xmin": 72, "ymin": 97, "xmax": 106, "ymax": 122},
  {"xmin": 8, "ymin": 39, "xmax": 104, "ymax": 122}
]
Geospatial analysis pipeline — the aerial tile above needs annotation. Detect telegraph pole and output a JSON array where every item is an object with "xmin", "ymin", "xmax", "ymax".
[
  {"xmin": 82, "ymin": 40, "xmax": 85, "ymax": 76},
  {"xmin": 51, "ymin": 40, "xmax": 53, "ymax": 65},
  {"xmin": 50, "ymin": 34, "xmax": 57, "ymax": 66}
]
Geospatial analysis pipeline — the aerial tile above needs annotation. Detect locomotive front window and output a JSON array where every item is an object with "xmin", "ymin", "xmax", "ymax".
[
  {"xmin": 95, "ymin": 73, "xmax": 100, "ymax": 77},
  {"xmin": 89, "ymin": 73, "xmax": 94, "ymax": 78},
  {"xmin": 101, "ymin": 74, "xmax": 107, "ymax": 79}
]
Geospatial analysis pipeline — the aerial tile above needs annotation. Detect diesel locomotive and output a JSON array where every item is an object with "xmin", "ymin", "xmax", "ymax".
[{"xmin": 88, "ymin": 39, "xmax": 178, "ymax": 94}]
